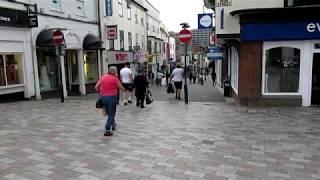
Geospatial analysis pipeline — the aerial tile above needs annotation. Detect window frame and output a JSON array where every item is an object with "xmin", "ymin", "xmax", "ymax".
[
  {"xmin": 75, "ymin": 0, "xmax": 86, "ymax": 17},
  {"xmin": 127, "ymin": 6, "xmax": 131, "ymax": 20},
  {"xmin": 230, "ymin": 47, "xmax": 239, "ymax": 94},
  {"xmin": 262, "ymin": 41, "xmax": 303, "ymax": 95},
  {"xmin": 120, "ymin": 30, "xmax": 124, "ymax": 51},
  {"xmin": 128, "ymin": 32, "xmax": 132, "ymax": 51},
  {"xmin": 51, "ymin": 0, "xmax": 62, "ymax": 12},
  {"xmin": 118, "ymin": 0, "xmax": 123, "ymax": 17},
  {"xmin": 0, "ymin": 53, "xmax": 25, "ymax": 87}
]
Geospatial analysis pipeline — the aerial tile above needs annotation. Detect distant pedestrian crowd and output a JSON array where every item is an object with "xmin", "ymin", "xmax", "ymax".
[{"xmin": 95, "ymin": 62, "xmax": 216, "ymax": 137}]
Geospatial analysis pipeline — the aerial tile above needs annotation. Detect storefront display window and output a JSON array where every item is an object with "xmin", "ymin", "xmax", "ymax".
[
  {"xmin": 264, "ymin": 47, "xmax": 300, "ymax": 93},
  {"xmin": 84, "ymin": 51, "xmax": 98, "ymax": 83},
  {"xmin": 37, "ymin": 50, "xmax": 59, "ymax": 92},
  {"xmin": 0, "ymin": 54, "xmax": 23, "ymax": 87}
]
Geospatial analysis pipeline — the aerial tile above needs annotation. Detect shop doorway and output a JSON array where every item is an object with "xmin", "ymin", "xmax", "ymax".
[
  {"xmin": 65, "ymin": 50, "xmax": 80, "ymax": 96},
  {"xmin": 312, "ymin": 53, "xmax": 320, "ymax": 105}
]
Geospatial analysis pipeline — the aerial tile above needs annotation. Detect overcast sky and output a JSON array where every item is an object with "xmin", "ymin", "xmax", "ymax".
[{"xmin": 147, "ymin": 0, "xmax": 214, "ymax": 32}]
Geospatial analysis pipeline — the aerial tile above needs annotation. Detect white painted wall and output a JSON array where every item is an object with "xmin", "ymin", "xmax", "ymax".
[
  {"xmin": 101, "ymin": 0, "xmax": 147, "ymax": 52},
  {"xmin": 0, "ymin": 27, "xmax": 34, "ymax": 98},
  {"xmin": 33, "ymin": 0, "xmax": 98, "ymax": 23},
  {"xmin": 215, "ymin": 0, "xmax": 284, "ymax": 35}
]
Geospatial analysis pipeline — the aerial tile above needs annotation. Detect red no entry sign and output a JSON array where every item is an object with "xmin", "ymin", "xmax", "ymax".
[
  {"xmin": 179, "ymin": 29, "xmax": 192, "ymax": 43},
  {"xmin": 53, "ymin": 30, "xmax": 64, "ymax": 45}
]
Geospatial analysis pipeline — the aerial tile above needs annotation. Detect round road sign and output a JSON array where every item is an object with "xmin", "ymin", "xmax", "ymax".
[
  {"xmin": 53, "ymin": 30, "xmax": 64, "ymax": 45},
  {"xmin": 179, "ymin": 29, "xmax": 192, "ymax": 43}
]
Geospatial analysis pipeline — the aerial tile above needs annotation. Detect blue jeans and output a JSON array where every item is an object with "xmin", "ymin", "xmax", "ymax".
[{"xmin": 101, "ymin": 96, "xmax": 117, "ymax": 130}]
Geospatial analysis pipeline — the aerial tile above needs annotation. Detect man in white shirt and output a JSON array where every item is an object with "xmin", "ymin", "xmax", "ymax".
[
  {"xmin": 120, "ymin": 62, "xmax": 133, "ymax": 105},
  {"xmin": 171, "ymin": 64, "xmax": 184, "ymax": 100}
]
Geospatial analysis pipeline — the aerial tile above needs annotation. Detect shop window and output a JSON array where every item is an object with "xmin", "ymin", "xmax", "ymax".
[
  {"xmin": 230, "ymin": 47, "xmax": 239, "ymax": 93},
  {"xmin": 37, "ymin": 50, "xmax": 59, "ymax": 92},
  {"xmin": 0, "ymin": 54, "xmax": 23, "ymax": 87},
  {"xmin": 76, "ymin": 0, "xmax": 85, "ymax": 16},
  {"xmin": 264, "ymin": 47, "xmax": 300, "ymax": 93},
  {"xmin": 83, "ymin": 51, "xmax": 98, "ymax": 84},
  {"xmin": 51, "ymin": 0, "xmax": 62, "ymax": 11}
]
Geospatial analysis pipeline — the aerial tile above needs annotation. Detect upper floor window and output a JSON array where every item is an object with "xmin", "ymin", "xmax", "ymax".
[
  {"xmin": 118, "ymin": 0, "xmax": 123, "ymax": 17},
  {"xmin": 76, "ymin": 0, "xmax": 85, "ymax": 16},
  {"xmin": 135, "ymin": 33, "xmax": 139, "ymax": 45},
  {"xmin": 147, "ymin": 23, "xmax": 149, "ymax": 30},
  {"xmin": 152, "ymin": 26, "xmax": 155, "ymax": 32},
  {"xmin": 120, "ymin": 30, "xmax": 124, "ymax": 50},
  {"xmin": 141, "ymin": 18, "xmax": 144, "ymax": 26},
  {"xmin": 128, "ymin": 32, "xmax": 132, "ymax": 51},
  {"xmin": 285, "ymin": 0, "xmax": 320, "ymax": 6},
  {"xmin": 127, "ymin": 7, "xmax": 131, "ymax": 20},
  {"xmin": 135, "ymin": 14, "xmax": 138, "ymax": 24},
  {"xmin": 51, "ymin": 0, "xmax": 62, "ymax": 11}
]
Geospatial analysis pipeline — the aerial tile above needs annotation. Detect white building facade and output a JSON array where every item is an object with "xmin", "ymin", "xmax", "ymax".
[
  {"xmin": 207, "ymin": 0, "xmax": 320, "ymax": 106},
  {"xmin": 101, "ymin": 0, "xmax": 148, "ymax": 76},
  {"xmin": 33, "ymin": 0, "xmax": 102, "ymax": 99},
  {"xmin": 0, "ymin": 0, "xmax": 37, "ymax": 100}
]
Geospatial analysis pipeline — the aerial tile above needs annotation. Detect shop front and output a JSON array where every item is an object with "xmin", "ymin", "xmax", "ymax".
[
  {"xmin": 0, "ymin": 6, "xmax": 37, "ymax": 101},
  {"xmin": 107, "ymin": 50, "xmax": 134, "ymax": 76},
  {"xmin": 231, "ymin": 7, "xmax": 320, "ymax": 106},
  {"xmin": 83, "ymin": 34, "xmax": 104, "ymax": 93}
]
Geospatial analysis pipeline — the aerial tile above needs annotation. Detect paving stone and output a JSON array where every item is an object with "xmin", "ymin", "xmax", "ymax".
[{"xmin": 1, "ymin": 95, "xmax": 320, "ymax": 179}]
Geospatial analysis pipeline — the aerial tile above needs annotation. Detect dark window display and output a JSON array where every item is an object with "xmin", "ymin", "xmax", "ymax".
[
  {"xmin": 0, "ymin": 54, "xmax": 23, "ymax": 86},
  {"xmin": 265, "ymin": 47, "xmax": 300, "ymax": 93},
  {"xmin": 37, "ymin": 49, "xmax": 59, "ymax": 92},
  {"xmin": 84, "ymin": 51, "xmax": 98, "ymax": 84}
]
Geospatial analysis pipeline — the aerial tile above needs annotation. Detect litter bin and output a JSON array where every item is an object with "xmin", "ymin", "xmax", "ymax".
[{"xmin": 223, "ymin": 79, "xmax": 231, "ymax": 97}]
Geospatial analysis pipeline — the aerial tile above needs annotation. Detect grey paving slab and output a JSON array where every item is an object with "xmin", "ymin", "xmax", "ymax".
[{"xmin": 0, "ymin": 97, "xmax": 320, "ymax": 179}]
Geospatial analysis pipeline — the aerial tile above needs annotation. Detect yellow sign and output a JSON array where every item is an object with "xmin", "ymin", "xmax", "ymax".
[{"xmin": 216, "ymin": 0, "xmax": 232, "ymax": 7}]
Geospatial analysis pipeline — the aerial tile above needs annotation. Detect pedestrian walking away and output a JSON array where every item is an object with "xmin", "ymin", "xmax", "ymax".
[
  {"xmin": 95, "ymin": 66, "xmax": 126, "ymax": 136},
  {"xmin": 133, "ymin": 69, "xmax": 149, "ymax": 108},
  {"xmin": 212, "ymin": 70, "xmax": 217, "ymax": 86},
  {"xmin": 171, "ymin": 64, "xmax": 184, "ymax": 100},
  {"xmin": 120, "ymin": 62, "xmax": 134, "ymax": 105}
]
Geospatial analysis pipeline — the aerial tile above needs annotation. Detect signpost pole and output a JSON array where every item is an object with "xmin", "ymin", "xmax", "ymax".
[
  {"xmin": 57, "ymin": 46, "xmax": 64, "ymax": 103},
  {"xmin": 184, "ymin": 43, "xmax": 188, "ymax": 104}
]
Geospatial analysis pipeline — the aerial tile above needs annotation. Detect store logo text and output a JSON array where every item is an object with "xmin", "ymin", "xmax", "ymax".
[
  {"xmin": 307, "ymin": 23, "xmax": 320, "ymax": 33},
  {"xmin": 0, "ymin": 16, "xmax": 11, "ymax": 22}
]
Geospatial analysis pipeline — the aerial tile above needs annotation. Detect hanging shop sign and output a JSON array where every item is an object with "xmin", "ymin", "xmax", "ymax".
[
  {"xmin": 207, "ymin": 46, "xmax": 224, "ymax": 61},
  {"xmin": 198, "ymin": 14, "xmax": 213, "ymax": 29},
  {"xmin": 216, "ymin": 0, "xmax": 232, "ymax": 7},
  {"xmin": 106, "ymin": 25, "xmax": 117, "ymax": 40},
  {"xmin": 107, "ymin": 51, "xmax": 133, "ymax": 64},
  {"xmin": 0, "ymin": 7, "xmax": 38, "ymax": 28}
]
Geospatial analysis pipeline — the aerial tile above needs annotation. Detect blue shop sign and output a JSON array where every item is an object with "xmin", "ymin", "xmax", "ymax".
[
  {"xmin": 207, "ymin": 46, "xmax": 224, "ymax": 61},
  {"xmin": 241, "ymin": 21, "xmax": 320, "ymax": 41},
  {"xmin": 198, "ymin": 13, "xmax": 213, "ymax": 29}
]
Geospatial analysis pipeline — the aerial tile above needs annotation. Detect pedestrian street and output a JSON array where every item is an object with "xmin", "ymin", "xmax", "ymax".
[{"xmin": 1, "ymin": 95, "xmax": 320, "ymax": 180}]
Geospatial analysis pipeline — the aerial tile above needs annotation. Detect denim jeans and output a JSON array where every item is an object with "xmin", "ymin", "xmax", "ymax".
[{"xmin": 101, "ymin": 95, "xmax": 117, "ymax": 130}]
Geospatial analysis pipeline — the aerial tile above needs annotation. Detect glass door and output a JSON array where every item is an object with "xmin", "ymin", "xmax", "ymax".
[{"xmin": 312, "ymin": 53, "xmax": 320, "ymax": 105}]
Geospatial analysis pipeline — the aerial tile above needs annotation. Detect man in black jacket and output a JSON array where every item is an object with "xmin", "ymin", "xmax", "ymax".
[{"xmin": 134, "ymin": 69, "xmax": 149, "ymax": 108}]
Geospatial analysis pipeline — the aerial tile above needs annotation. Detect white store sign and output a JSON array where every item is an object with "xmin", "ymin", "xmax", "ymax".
[{"xmin": 107, "ymin": 51, "xmax": 133, "ymax": 64}]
